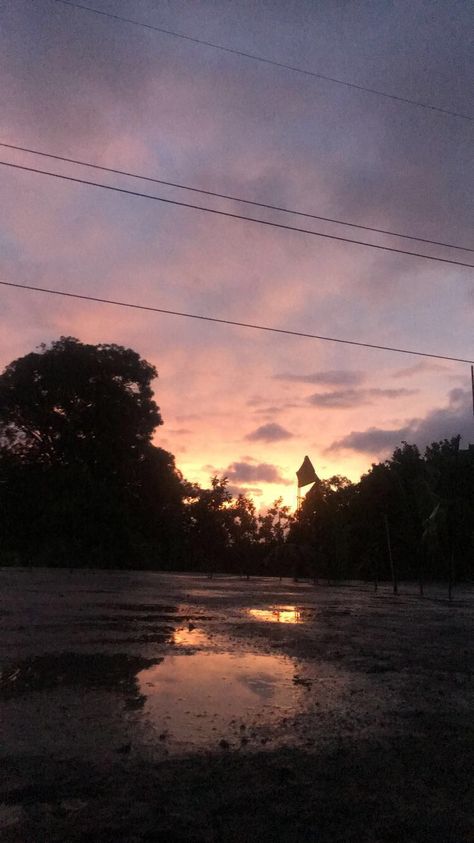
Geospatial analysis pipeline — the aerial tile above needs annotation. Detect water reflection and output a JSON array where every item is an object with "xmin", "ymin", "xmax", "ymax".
[
  {"xmin": 249, "ymin": 606, "xmax": 305, "ymax": 624},
  {"xmin": 172, "ymin": 626, "xmax": 210, "ymax": 648},
  {"xmin": 139, "ymin": 652, "xmax": 300, "ymax": 749}
]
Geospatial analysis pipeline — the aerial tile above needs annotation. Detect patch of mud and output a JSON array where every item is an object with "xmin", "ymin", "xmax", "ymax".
[
  {"xmin": 96, "ymin": 603, "xmax": 178, "ymax": 613},
  {"xmin": 0, "ymin": 653, "xmax": 161, "ymax": 698},
  {"xmin": 2, "ymin": 731, "xmax": 473, "ymax": 843},
  {"xmin": 104, "ymin": 632, "xmax": 174, "ymax": 644},
  {"xmin": 94, "ymin": 613, "xmax": 181, "ymax": 623},
  {"xmin": 1, "ymin": 571, "xmax": 473, "ymax": 840}
]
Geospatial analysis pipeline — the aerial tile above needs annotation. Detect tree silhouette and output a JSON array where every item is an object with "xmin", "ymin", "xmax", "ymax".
[
  {"xmin": 0, "ymin": 336, "xmax": 162, "ymax": 469},
  {"xmin": 0, "ymin": 337, "xmax": 184, "ymax": 566}
]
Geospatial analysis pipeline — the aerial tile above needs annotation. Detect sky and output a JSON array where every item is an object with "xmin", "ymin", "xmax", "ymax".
[{"xmin": 1, "ymin": 0, "xmax": 473, "ymax": 508}]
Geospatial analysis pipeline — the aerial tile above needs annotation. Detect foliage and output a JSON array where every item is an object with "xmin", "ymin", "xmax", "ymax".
[
  {"xmin": 0, "ymin": 338, "xmax": 183, "ymax": 566},
  {"xmin": 1, "ymin": 337, "xmax": 473, "ymax": 581},
  {"xmin": 257, "ymin": 497, "xmax": 293, "ymax": 545},
  {"xmin": 291, "ymin": 439, "xmax": 474, "ymax": 583}
]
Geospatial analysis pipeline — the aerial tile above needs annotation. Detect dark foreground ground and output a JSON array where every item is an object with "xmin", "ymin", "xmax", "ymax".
[{"xmin": 0, "ymin": 569, "xmax": 473, "ymax": 842}]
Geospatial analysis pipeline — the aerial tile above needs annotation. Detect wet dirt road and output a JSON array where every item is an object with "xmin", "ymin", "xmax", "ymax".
[{"xmin": 0, "ymin": 569, "xmax": 473, "ymax": 841}]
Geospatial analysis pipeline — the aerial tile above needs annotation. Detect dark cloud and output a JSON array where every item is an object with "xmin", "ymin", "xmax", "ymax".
[
  {"xmin": 328, "ymin": 425, "xmax": 412, "ymax": 455},
  {"xmin": 1, "ymin": 2, "xmax": 161, "ymax": 148},
  {"xmin": 327, "ymin": 389, "xmax": 473, "ymax": 456},
  {"xmin": 392, "ymin": 361, "xmax": 449, "ymax": 379},
  {"xmin": 245, "ymin": 422, "xmax": 294, "ymax": 442},
  {"xmin": 308, "ymin": 387, "xmax": 417, "ymax": 408},
  {"xmin": 226, "ymin": 461, "xmax": 291, "ymax": 485},
  {"xmin": 253, "ymin": 403, "xmax": 304, "ymax": 416},
  {"xmin": 274, "ymin": 370, "xmax": 365, "ymax": 386}
]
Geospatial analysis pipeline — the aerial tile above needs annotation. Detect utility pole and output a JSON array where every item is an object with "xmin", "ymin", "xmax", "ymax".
[{"xmin": 471, "ymin": 365, "xmax": 474, "ymax": 421}]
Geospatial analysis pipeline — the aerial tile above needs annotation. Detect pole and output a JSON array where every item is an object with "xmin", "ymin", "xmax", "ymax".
[
  {"xmin": 471, "ymin": 365, "xmax": 474, "ymax": 419},
  {"xmin": 448, "ymin": 550, "xmax": 454, "ymax": 602},
  {"xmin": 384, "ymin": 514, "xmax": 398, "ymax": 595},
  {"xmin": 418, "ymin": 550, "xmax": 424, "ymax": 598}
]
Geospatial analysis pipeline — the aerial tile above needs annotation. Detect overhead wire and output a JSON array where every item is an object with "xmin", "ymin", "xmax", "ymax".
[
  {"xmin": 1, "ymin": 140, "xmax": 471, "ymax": 253},
  {"xmin": 1, "ymin": 280, "xmax": 473, "ymax": 364},
  {"xmin": 52, "ymin": 0, "xmax": 474, "ymax": 122},
  {"xmin": 1, "ymin": 160, "xmax": 473, "ymax": 269}
]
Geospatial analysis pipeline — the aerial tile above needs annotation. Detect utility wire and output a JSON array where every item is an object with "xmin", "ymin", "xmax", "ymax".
[
  {"xmin": 2, "ymin": 140, "xmax": 471, "ymax": 254},
  {"xmin": 2, "ymin": 160, "xmax": 473, "ymax": 269},
  {"xmin": 1, "ymin": 280, "xmax": 473, "ymax": 364},
  {"xmin": 53, "ymin": 0, "xmax": 473, "ymax": 122}
]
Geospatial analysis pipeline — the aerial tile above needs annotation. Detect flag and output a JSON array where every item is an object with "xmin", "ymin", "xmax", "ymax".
[{"xmin": 296, "ymin": 456, "xmax": 319, "ymax": 488}]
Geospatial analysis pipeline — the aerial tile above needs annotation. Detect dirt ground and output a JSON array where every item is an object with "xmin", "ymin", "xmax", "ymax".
[{"xmin": 0, "ymin": 568, "xmax": 473, "ymax": 842}]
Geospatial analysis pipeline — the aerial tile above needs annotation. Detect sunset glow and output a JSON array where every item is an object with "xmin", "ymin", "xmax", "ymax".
[{"xmin": 1, "ymin": 1, "xmax": 472, "ymax": 508}]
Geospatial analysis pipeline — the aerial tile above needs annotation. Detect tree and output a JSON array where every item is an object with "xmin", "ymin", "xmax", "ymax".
[
  {"xmin": 258, "ymin": 497, "xmax": 293, "ymax": 546},
  {"xmin": 227, "ymin": 493, "xmax": 259, "ymax": 576},
  {"xmin": 185, "ymin": 476, "xmax": 233, "ymax": 574},
  {"xmin": 292, "ymin": 477, "xmax": 354, "ymax": 581},
  {"xmin": 0, "ymin": 337, "xmax": 184, "ymax": 566},
  {"xmin": 0, "ymin": 336, "xmax": 162, "ymax": 470}
]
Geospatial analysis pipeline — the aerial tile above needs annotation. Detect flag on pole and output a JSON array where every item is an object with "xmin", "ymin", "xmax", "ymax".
[{"xmin": 296, "ymin": 456, "xmax": 319, "ymax": 488}]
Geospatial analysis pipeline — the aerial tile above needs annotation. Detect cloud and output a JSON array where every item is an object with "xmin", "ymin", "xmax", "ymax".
[
  {"xmin": 226, "ymin": 461, "xmax": 292, "ymax": 485},
  {"xmin": 273, "ymin": 370, "xmax": 365, "ymax": 386},
  {"xmin": 245, "ymin": 422, "xmax": 294, "ymax": 442},
  {"xmin": 328, "ymin": 425, "xmax": 413, "ymax": 455},
  {"xmin": 227, "ymin": 484, "xmax": 263, "ymax": 498},
  {"xmin": 252, "ymin": 403, "xmax": 304, "ymax": 416},
  {"xmin": 308, "ymin": 387, "xmax": 418, "ymax": 408},
  {"xmin": 391, "ymin": 361, "xmax": 449, "ymax": 379},
  {"xmin": 327, "ymin": 389, "xmax": 473, "ymax": 456}
]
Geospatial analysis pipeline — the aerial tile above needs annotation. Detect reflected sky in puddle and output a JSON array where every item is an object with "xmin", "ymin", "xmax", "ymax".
[
  {"xmin": 172, "ymin": 626, "xmax": 210, "ymax": 648},
  {"xmin": 139, "ymin": 651, "xmax": 301, "ymax": 749},
  {"xmin": 249, "ymin": 606, "xmax": 306, "ymax": 624}
]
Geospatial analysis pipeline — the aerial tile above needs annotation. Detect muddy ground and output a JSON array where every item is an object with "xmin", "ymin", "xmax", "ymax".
[{"xmin": 0, "ymin": 568, "xmax": 473, "ymax": 842}]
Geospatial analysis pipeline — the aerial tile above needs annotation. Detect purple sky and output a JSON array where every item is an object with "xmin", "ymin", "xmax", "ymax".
[{"xmin": 1, "ymin": 0, "xmax": 473, "ymax": 506}]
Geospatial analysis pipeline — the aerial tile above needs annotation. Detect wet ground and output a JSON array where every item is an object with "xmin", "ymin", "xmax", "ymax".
[{"xmin": 0, "ymin": 569, "xmax": 473, "ymax": 841}]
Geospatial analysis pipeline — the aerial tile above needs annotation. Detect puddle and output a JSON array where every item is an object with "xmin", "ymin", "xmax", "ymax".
[
  {"xmin": 138, "ymin": 651, "xmax": 303, "ymax": 750},
  {"xmin": 249, "ymin": 606, "xmax": 309, "ymax": 624}
]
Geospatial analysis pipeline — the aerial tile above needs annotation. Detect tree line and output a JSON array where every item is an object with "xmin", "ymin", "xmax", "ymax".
[{"xmin": 1, "ymin": 337, "xmax": 473, "ymax": 583}]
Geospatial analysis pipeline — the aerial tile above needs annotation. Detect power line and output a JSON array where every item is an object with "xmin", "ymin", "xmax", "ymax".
[
  {"xmin": 2, "ymin": 160, "xmax": 473, "ymax": 269},
  {"xmin": 1, "ymin": 279, "xmax": 473, "ymax": 364},
  {"xmin": 2, "ymin": 140, "xmax": 471, "ymax": 254},
  {"xmin": 53, "ymin": 0, "xmax": 473, "ymax": 123}
]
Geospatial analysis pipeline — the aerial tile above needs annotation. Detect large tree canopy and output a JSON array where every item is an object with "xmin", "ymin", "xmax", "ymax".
[
  {"xmin": 0, "ymin": 337, "xmax": 183, "ymax": 566},
  {"xmin": 0, "ymin": 336, "xmax": 162, "ymax": 471}
]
